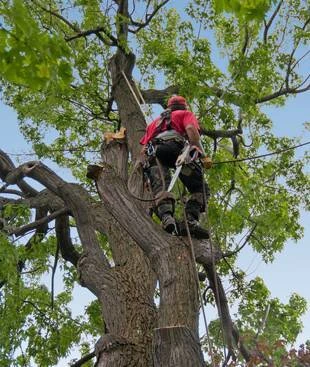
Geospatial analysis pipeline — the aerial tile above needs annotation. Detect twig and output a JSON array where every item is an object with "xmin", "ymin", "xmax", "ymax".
[
  {"xmin": 223, "ymin": 224, "xmax": 257, "ymax": 258},
  {"xmin": 65, "ymin": 26, "xmax": 117, "ymax": 46},
  {"xmin": 129, "ymin": 0, "xmax": 170, "ymax": 33},
  {"xmin": 70, "ymin": 351, "xmax": 96, "ymax": 367},
  {"xmin": 263, "ymin": 0, "xmax": 283, "ymax": 43},
  {"xmin": 51, "ymin": 241, "xmax": 60, "ymax": 309}
]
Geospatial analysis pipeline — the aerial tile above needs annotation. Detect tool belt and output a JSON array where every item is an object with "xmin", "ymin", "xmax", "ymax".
[{"xmin": 152, "ymin": 130, "xmax": 185, "ymax": 144}]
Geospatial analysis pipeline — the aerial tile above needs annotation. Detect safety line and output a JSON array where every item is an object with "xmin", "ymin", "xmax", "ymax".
[
  {"xmin": 121, "ymin": 70, "xmax": 149, "ymax": 121},
  {"xmin": 200, "ymin": 167, "xmax": 229, "ymax": 362},
  {"xmin": 213, "ymin": 141, "xmax": 309, "ymax": 165},
  {"xmin": 177, "ymin": 183, "xmax": 216, "ymax": 367},
  {"xmin": 4, "ymin": 138, "xmax": 309, "ymax": 163}
]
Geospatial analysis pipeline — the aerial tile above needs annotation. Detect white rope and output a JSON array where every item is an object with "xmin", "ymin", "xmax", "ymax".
[
  {"xmin": 121, "ymin": 70, "xmax": 151, "ymax": 122},
  {"xmin": 176, "ymin": 182, "xmax": 216, "ymax": 367}
]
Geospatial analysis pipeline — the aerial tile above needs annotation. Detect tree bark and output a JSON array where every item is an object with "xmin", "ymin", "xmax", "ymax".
[{"xmin": 153, "ymin": 326, "xmax": 205, "ymax": 367}]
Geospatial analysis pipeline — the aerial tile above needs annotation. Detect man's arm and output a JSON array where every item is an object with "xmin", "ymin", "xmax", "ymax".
[
  {"xmin": 185, "ymin": 124, "xmax": 206, "ymax": 157},
  {"xmin": 185, "ymin": 124, "xmax": 212, "ymax": 169}
]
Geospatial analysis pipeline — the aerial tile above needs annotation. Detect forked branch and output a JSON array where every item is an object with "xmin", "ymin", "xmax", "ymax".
[{"xmin": 129, "ymin": 0, "xmax": 171, "ymax": 33}]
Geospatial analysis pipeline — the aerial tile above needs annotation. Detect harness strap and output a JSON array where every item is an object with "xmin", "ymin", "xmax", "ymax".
[{"xmin": 155, "ymin": 108, "xmax": 172, "ymax": 132}]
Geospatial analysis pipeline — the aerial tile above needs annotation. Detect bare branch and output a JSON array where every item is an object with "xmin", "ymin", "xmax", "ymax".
[
  {"xmin": 204, "ymin": 265, "xmax": 252, "ymax": 362},
  {"xmin": 33, "ymin": 1, "xmax": 113, "ymax": 45},
  {"xmin": 256, "ymin": 83, "xmax": 310, "ymax": 103},
  {"xmin": 285, "ymin": 17, "xmax": 310, "ymax": 89},
  {"xmin": 8, "ymin": 207, "xmax": 69, "ymax": 237},
  {"xmin": 201, "ymin": 127, "xmax": 242, "ymax": 140},
  {"xmin": 70, "ymin": 351, "xmax": 96, "ymax": 367},
  {"xmin": 51, "ymin": 241, "xmax": 60, "ymax": 309},
  {"xmin": 263, "ymin": 0, "xmax": 283, "ymax": 43},
  {"xmin": 8, "ymin": 161, "xmax": 110, "ymax": 274},
  {"xmin": 223, "ymin": 224, "xmax": 257, "ymax": 258},
  {"xmin": 55, "ymin": 214, "xmax": 80, "ymax": 267},
  {"xmin": 295, "ymin": 74, "xmax": 310, "ymax": 90},
  {"xmin": 290, "ymin": 50, "xmax": 310, "ymax": 71},
  {"xmin": 31, "ymin": 1, "xmax": 80, "ymax": 32},
  {"xmin": 141, "ymin": 86, "xmax": 179, "ymax": 106},
  {"xmin": 129, "ymin": 0, "xmax": 170, "ymax": 33},
  {"xmin": 65, "ymin": 26, "xmax": 117, "ymax": 46},
  {"xmin": 0, "ymin": 150, "xmax": 38, "ymax": 197},
  {"xmin": 242, "ymin": 26, "xmax": 249, "ymax": 55}
]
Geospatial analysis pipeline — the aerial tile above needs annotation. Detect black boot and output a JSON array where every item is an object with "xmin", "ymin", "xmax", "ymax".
[
  {"xmin": 161, "ymin": 213, "xmax": 178, "ymax": 234},
  {"xmin": 178, "ymin": 212, "xmax": 209, "ymax": 239},
  {"xmin": 156, "ymin": 196, "xmax": 178, "ymax": 235}
]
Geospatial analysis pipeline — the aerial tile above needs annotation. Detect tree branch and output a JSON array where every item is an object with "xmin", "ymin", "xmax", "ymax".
[
  {"xmin": 204, "ymin": 265, "xmax": 252, "ymax": 362},
  {"xmin": 200, "ymin": 127, "xmax": 242, "ymax": 140},
  {"xmin": 55, "ymin": 214, "xmax": 80, "ymax": 267},
  {"xmin": 70, "ymin": 351, "xmax": 95, "ymax": 367},
  {"xmin": 223, "ymin": 224, "xmax": 257, "ymax": 258},
  {"xmin": 242, "ymin": 26, "xmax": 249, "ymax": 55},
  {"xmin": 285, "ymin": 17, "xmax": 310, "ymax": 90},
  {"xmin": 8, "ymin": 207, "xmax": 69, "ymax": 237},
  {"xmin": 65, "ymin": 26, "xmax": 117, "ymax": 46},
  {"xmin": 32, "ymin": 1, "xmax": 80, "ymax": 32},
  {"xmin": 141, "ymin": 86, "xmax": 179, "ymax": 106},
  {"xmin": 0, "ymin": 150, "xmax": 38, "ymax": 197},
  {"xmin": 51, "ymin": 241, "xmax": 60, "ymax": 309},
  {"xmin": 129, "ymin": 0, "xmax": 170, "ymax": 33},
  {"xmin": 255, "ymin": 83, "xmax": 310, "ymax": 103},
  {"xmin": 10, "ymin": 161, "xmax": 110, "ymax": 270},
  {"xmin": 263, "ymin": 0, "xmax": 283, "ymax": 43}
]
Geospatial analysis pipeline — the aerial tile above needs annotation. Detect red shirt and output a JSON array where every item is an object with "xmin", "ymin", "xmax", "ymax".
[{"xmin": 140, "ymin": 110, "xmax": 200, "ymax": 145}]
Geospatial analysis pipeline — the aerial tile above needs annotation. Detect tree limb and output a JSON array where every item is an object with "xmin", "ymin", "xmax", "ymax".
[
  {"xmin": 70, "ymin": 351, "xmax": 95, "ymax": 367},
  {"xmin": 0, "ymin": 150, "xmax": 38, "ymax": 197},
  {"xmin": 141, "ymin": 86, "xmax": 179, "ymax": 106},
  {"xmin": 32, "ymin": 1, "xmax": 80, "ymax": 32},
  {"xmin": 255, "ymin": 83, "xmax": 310, "ymax": 103},
  {"xmin": 10, "ymin": 161, "xmax": 110, "ymax": 271},
  {"xmin": 223, "ymin": 224, "xmax": 257, "ymax": 258},
  {"xmin": 242, "ymin": 26, "xmax": 249, "ymax": 55},
  {"xmin": 8, "ymin": 207, "xmax": 69, "ymax": 237},
  {"xmin": 204, "ymin": 265, "xmax": 252, "ymax": 362},
  {"xmin": 51, "ymin": 241, "xmax": 60, "ymax": 309},
  {"xmin": 263, "ymin": 0, "xmax": 283, "ymax": 43},
  {"xmin": 55, "ymin": 214, "xmax": 80, "ymax": 267},
  {"xmin": 129, "ymin": 0, "xmax": 170, "ymax": 33},
  {"xmin": 285, "ymin": 17, "xmax": 310, "ymax": 90},
  {"xmin": 65, "ymin": 26, "xmax": 118, "ymax": 46}
]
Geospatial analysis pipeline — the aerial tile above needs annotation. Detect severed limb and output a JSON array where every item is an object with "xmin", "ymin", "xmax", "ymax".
[{"xmin": 204, "ymin": 264, "xmax": 252, "ymax": 363}]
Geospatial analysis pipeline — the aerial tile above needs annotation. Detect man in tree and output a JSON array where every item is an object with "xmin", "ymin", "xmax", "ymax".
[{"xmin": 140, "ymin": 95, "xmax": 211, "ymax": 236}]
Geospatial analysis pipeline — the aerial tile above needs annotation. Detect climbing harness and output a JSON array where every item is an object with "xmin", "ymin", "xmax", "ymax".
[{"xmin": 167, "ymin": 143, "xmax": 203, "ymax": 192}]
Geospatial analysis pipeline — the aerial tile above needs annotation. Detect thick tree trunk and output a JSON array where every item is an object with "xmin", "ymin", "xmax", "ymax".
[
  {"xmin": 93, "ymin": 160, "xmax": 204, "ymax": 366},
  {"xmin": 153, "ymin": 326, "xmax": 205, "ymax": 366}
]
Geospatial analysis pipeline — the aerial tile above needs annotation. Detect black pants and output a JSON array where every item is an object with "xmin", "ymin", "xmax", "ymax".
[{"xmin": 146, "ymin": 140, "xmax": 209, "ymax": 220}]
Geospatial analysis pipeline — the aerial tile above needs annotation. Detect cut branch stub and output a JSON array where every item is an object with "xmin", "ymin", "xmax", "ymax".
[{"xmin": 101, "ymin": 127, "xmax": 128, "ymax": 181}]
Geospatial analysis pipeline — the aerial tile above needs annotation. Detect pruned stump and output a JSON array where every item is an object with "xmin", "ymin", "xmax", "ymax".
[{"xmin": 153, "ymin": 326, "xmax": 205, "ymax": 367}]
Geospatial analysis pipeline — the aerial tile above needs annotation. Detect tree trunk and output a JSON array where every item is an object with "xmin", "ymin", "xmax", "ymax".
[{"xmin": 153, "ymin": 326, "xmax": 205, "ymax": 367}]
